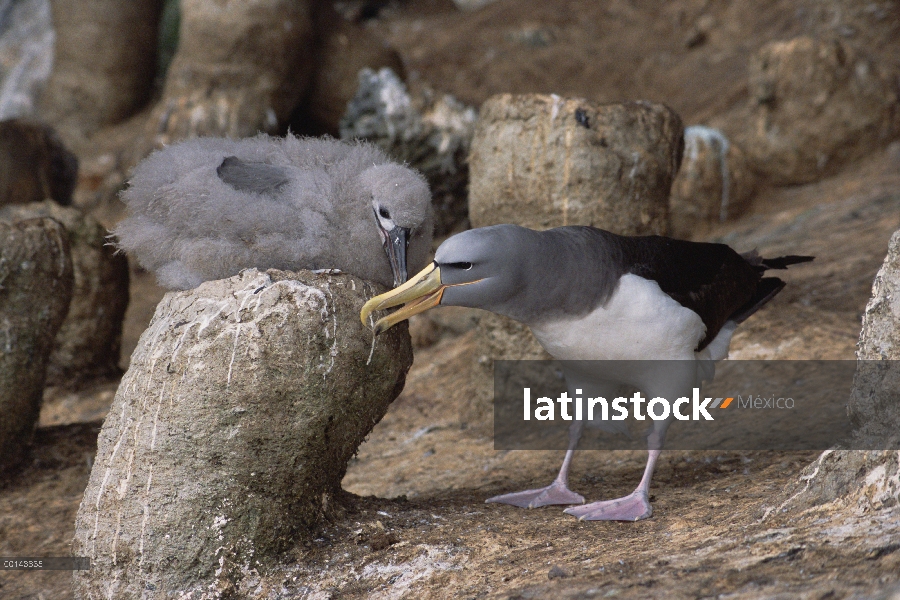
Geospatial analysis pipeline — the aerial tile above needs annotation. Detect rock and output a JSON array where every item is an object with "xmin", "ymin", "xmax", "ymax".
[
  {"xmin": 340, "ymin": 67, "xmax": 477, "ymax": 236},
  {"xmin": 0, "ymin": 119, "xmax": 78, "ymax": 207},
  {"xmin": 301, "ymin": 6, "xmax": 405, "ymax": 136},
  {"xmin": 0, "ymin": 0, "xmax": 54, "ymax": 120},
  {"xmin": 468, "ymin": 94, "xmax": 680, "ymax": 234},
  {"xmin": 467, "ymin": 94, "xmax": 679, "ymax": 367},
  {"xmin": 452, "ymin": 0, "xmax": 500, "ymax": 10},
  {"xmin": 743, "ymin": 36, "xmax": 900, "ymax": 185},
  {"xmin": 0, "ymin": 217, "xmax": 73, "ymax": 473},
  {"xmin": 848, "ymin": 229, "xmax": 900, "ymax": 442},
  {"xmin": 37, "ymin": 0, "xmax": 163, "ymax": 136},
  {"xmin": 505, "ymin": 24, "xmax": 555, "ymax": 48},
  {"xmin": 548, "ymin": 564, "xmax": 570, "ymax": 579},
  {"xmin": 804, "ymin": 0, "xmax": 900, "ymax": 70},
  {"xmin": 367, "ymin": 531, "xmax": 399, "ymax": 551},
  {"xmin": 669, "ymin": 125, "xmax": 757, "ymax": 239},
  {"xmin": 854, "ymin": 229, "xmax": 900, "ymax": 362},
  {"xmin": 684, "ymin": 14, "xmax": 715, "ymax": 49},
  {"xmin": 143, "ymin": 0, "xmax": 314, "ymax": 146},
  {"xmin": 773, "ymin": 450, "xmax": 900, "ymax": 517},
  {"xmin": 73, "ymin": 268, "xmax": 412, "ymax": 598},
  {"xmin": 773, "ymin": 229, "xmax": 900, "ymax": 515},
  {"xmin": 0, "ymin": 201, "xmax": 128, "ymax": 386}
]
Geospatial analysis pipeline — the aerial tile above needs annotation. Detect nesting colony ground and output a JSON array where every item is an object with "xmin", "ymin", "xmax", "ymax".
[{"xmin": 1, "ymin": 0, "xmax": 899, "ymax": 598}]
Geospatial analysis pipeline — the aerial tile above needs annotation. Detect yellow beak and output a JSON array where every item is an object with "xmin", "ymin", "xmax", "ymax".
[{"xmin": 360, "ymin": 263, "xmax": 445, "ymax": 335}]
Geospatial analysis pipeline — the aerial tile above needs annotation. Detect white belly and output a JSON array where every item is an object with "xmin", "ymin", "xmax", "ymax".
[{"xmin": 529, "ymin": 274, "xmax": 707, "ymax": 360}]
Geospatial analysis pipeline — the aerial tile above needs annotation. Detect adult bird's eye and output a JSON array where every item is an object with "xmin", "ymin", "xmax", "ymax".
[
  {"xmin": 378, "ymin": 207, "xmax": 390, "ymax": 219},
  {"xmin": 446, "ymin": 262, "xmax": 472, "ymax": 270}
]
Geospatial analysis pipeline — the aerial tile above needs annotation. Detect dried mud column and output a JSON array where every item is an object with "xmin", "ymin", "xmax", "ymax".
[
  {"xmin": 464, "ymin": 95, "xmax": 681, "ymax": 420},
  {"xmin": 39, "ymin": 0, "xmax": 164, "ymax": 135},
  {"xmin": 0, "ymin": 201, "xmax": 129, "ymax": 385},
  {"xmin": 0, "ymin": 218, "xmax": 73, "ymax": 473},
  {"xmin": 468, "ymin": 95, "xmax": 681, "ymax": 232},
  {"xmin": 145, "ymin": 0, "xmax": 314, "ymax": 146},
  {"xmin": 0, "ymin": 120, "xmax": 79, "ymax": 208},
  {"xmin": 742, "ymin": 36, "xmax": 900, "ymax": 185},
  {"xmin": 775, "ymin": 229, "xmax": 900, "ymax": 514},
  {"xmin": 73, "ymin": 269, "xmax": 412, "ymax": 598}
]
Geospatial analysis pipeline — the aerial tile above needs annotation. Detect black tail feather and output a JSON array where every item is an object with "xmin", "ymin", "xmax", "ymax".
[
  {"xmin": 720, "ymin": 252, "xmax": 813, "ymax": 328},
  {"xmin": 759, "ymin": 255, "xmax": 815, "ymax": 270},
  {"xmin": 741, "ymin": 250, "xmax": 814, "ymax": 272}
]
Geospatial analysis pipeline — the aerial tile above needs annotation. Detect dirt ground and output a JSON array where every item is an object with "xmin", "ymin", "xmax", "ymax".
[{"xmin": 2, "ymin": 0, "xmax": 900, "ymax": 598}]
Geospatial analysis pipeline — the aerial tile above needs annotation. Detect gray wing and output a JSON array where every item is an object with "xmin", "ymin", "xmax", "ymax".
[{"xmin": 217, "ymin": 156, "xmax": 290, "ymax": 195}]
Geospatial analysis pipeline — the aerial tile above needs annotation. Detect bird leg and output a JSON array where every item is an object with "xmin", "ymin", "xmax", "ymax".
[
  {"xmin": 486, "ymin": 421, "xmax": 586, "ymax": 508},
  {"xmin": 563, "ymin": 426, "xmax": 665, "ymax": 521}
]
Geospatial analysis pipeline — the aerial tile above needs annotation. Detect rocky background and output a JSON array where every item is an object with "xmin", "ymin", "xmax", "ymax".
[{"xmin": 0, "ymin": 0, "xmax": 899, "ymax": 598}]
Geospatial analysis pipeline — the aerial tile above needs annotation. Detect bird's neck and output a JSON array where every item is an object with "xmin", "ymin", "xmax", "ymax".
[{"xmin": 497, "ymin": 228, "xmax": 625, "ymax": 326}]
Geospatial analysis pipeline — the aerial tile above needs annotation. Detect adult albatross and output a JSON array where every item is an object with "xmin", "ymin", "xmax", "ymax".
[
  {"xmin": 114, "ymin": 135, "xmax": 433, "ymax": 290},
  {"xmin": 360, "ymin": 224, "xmax": 812, "ymax": 521}
]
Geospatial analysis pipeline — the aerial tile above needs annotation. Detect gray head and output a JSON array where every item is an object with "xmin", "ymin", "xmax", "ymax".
[
  {"xmin": 432, "ymin": 225, "xmax": 533, "ymax": 318},
  {"xmin": 358, "ymin": 163, "xmax": 432, "ymax": 287}
]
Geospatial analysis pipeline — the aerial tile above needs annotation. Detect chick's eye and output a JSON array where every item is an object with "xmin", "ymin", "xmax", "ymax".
[
  {"xmin": 446, "ymin": 262, "xmax": 473, "ymax": 270},
  {"xmin": 378, "ymin": 207, "xmax": 390, "ymax": 219}
]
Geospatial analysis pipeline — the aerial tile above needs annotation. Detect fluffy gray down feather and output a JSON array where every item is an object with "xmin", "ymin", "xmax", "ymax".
[{"xmin": 114, "ymin": 135, "xmax": 433, "ymax": 289}]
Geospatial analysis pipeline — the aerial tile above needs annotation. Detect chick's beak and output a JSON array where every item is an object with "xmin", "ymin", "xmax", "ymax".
[
  {"xmin": 360, "ymin": 263, "xmax": 444, "ymax": 335},
  {"xmin": 383, "ymin": 225, "xmax": 409, "ymax": 287}
]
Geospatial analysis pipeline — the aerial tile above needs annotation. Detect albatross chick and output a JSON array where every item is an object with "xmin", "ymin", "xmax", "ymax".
[{"xmin": 115, "ymin": 135, "xmax": 433, "ymax": 290}]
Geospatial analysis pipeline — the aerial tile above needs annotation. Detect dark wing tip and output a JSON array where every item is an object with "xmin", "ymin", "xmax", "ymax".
[
  {"xmin": 217, "ymin": 156, "xmax": 240, "ymax": 175},
  {"xmin": 217, "ymin": 156, "xmax": 290, "ymax": 195},
  {"xmin": 730, "ymin": 277, "xmax": 786, "ymax": 324}
]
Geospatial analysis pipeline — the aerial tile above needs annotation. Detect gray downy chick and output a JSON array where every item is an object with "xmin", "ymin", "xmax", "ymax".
[{"xmin": 114, "ymin": 134, "xmax": 433, "ymax": 290}]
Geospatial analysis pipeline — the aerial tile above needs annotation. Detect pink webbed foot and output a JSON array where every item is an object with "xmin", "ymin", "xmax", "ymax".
[
  {"xmin": 486, "ymin": 481, "xmax": 585, "ymax": 508},
  {"xmin": 563, "ymin": 490, "xmax": 652, "ymax": 521}
]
